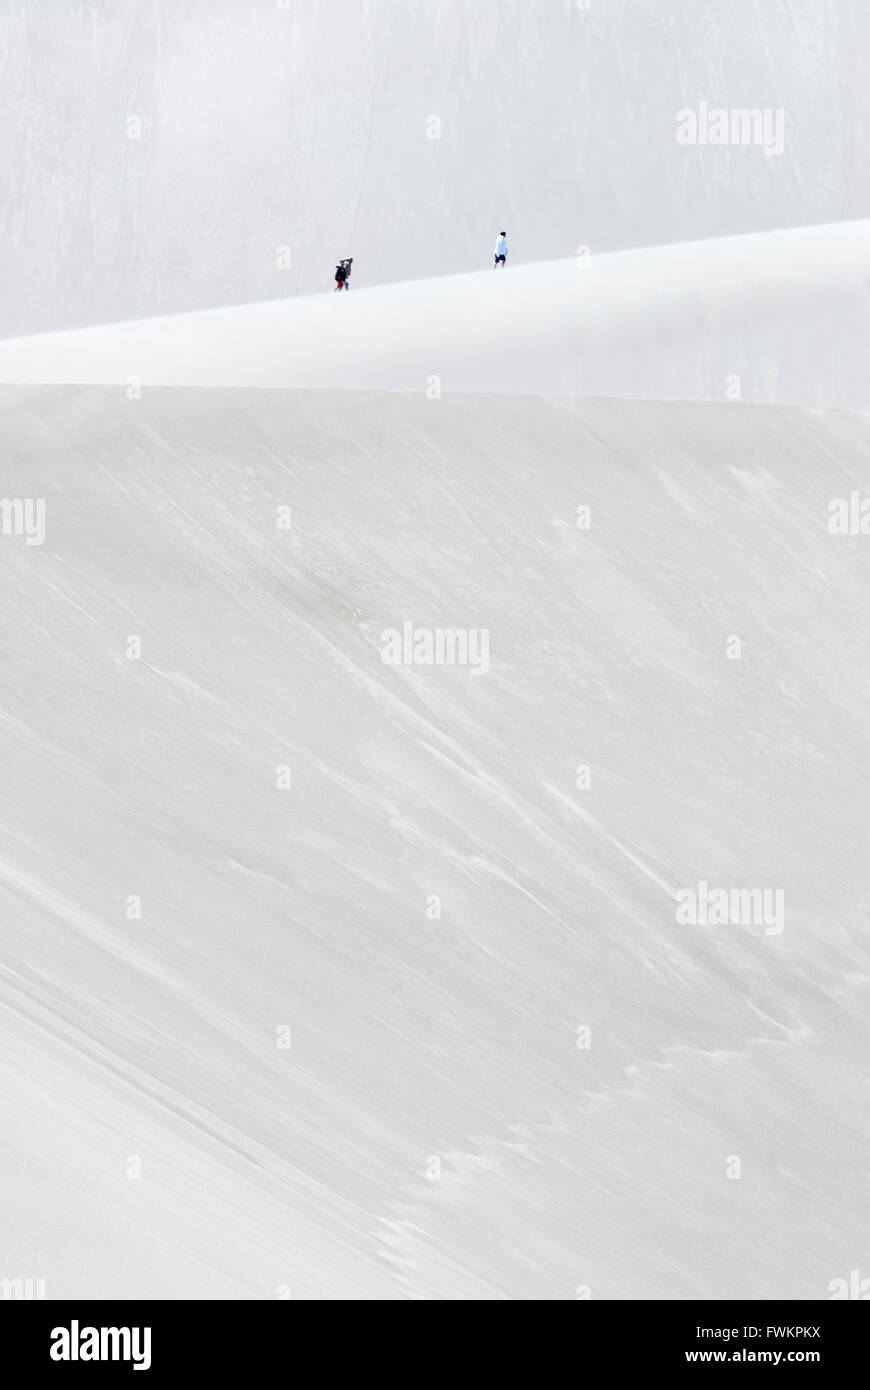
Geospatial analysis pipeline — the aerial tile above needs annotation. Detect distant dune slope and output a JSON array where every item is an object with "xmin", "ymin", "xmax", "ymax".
[{"xmin": 0, "ymin": 223, "xmax": 868, "ymax": 408}]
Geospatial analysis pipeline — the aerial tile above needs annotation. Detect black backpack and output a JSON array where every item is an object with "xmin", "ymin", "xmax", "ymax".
[{"xmin": 335, "ymin": 264, "xmax": 346, "ymax": 282}]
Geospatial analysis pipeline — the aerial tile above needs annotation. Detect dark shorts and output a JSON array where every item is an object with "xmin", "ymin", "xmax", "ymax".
[{"xmin": 494, "ymin": 254, "xmax": 506, "ymax": 265}]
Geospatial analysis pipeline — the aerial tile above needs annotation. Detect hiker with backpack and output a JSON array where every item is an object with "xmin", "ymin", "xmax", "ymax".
[{"xmin": 334, "ymin": 257, "xmax": 353, "ymax": 291}]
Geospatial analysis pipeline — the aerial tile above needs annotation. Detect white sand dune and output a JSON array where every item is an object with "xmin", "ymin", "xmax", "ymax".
[
  {"xmin": 4, "ymin": 0, "xmax": 868, "ymax": 1313},
  {"xmin": 0, "ymin": 222, "xmax": 868, "ymax": 409},
  {"xmin": 1, "ymin": 384, "xmax": 868, "ymax": 1298}
]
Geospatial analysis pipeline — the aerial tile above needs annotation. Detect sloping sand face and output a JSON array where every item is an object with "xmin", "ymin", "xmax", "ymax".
[{"xmin": 1, "ymin": 385, "xmax": 867, "ymax": 1298}]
